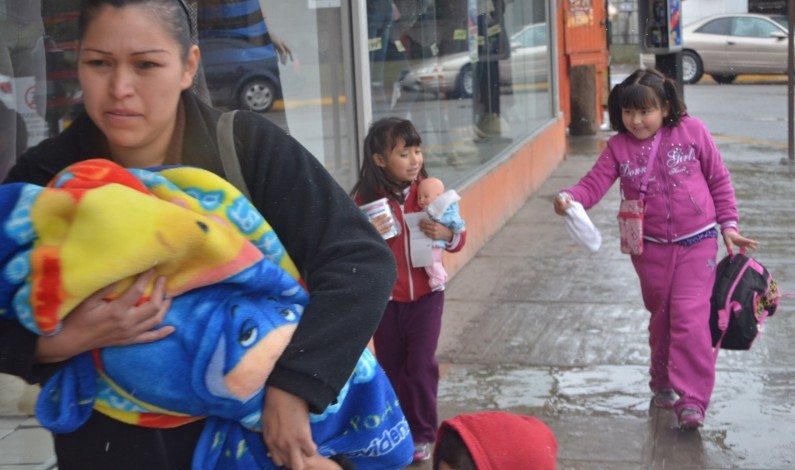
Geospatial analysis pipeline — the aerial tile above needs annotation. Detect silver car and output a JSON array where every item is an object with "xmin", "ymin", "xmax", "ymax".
[
  {"xmin": 644, "ymin": 13, "xmax": 789, "ymax": 84},
  {"xmin": 402, "ymin": 23, "xmax": 549, "ymax": 98}
]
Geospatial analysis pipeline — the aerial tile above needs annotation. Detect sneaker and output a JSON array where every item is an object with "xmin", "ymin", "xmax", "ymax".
[
  {"xmin": 413, "ymin": 442, "xmax": 431, "ymax": 462},
  {"xmin": 678, "ymin": 408, "xmax": 704, "ymax": 430},
  {"xmin": 652, "ymin": 389, "xmax": 678, "ymax": 408}
]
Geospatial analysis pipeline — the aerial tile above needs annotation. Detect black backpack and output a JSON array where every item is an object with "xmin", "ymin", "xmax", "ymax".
[{"xmin": 710, "ymin": 252, "xmax": 781, "ymax": 351}]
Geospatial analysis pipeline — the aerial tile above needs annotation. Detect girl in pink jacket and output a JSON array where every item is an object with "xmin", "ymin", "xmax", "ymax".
[{"xmin": 554, "ymin": 68, "xmax": 758, "ymax": 430}]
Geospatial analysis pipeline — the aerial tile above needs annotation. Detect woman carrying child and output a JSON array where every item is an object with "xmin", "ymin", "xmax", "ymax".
[
  {"xmin": 0, "ymin": 1, "xmax": 395, "ymax": 468},
  {"xmin": 554, "ymin": 68, "xmax": 758, "ymax": 429},
  {"xmin": 351, "ymin": 117, "xmax": 467, "ymax": 461}
]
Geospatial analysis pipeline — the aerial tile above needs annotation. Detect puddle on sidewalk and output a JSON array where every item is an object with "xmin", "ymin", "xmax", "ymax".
[{"xmin": 438, "ymin": 363, "xmax": 795, "ymax": 468}]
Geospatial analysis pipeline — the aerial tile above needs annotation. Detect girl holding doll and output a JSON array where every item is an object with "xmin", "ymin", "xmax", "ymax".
[{"xmin": 351, "ymin": 117, "xmax": 467, "ymax": 461}]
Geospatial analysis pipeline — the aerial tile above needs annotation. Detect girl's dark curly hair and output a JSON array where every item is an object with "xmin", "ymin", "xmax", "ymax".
[
  {"xmin": 607, "ymin": 68, "xmax": 687, "ymax": 133},
  {"xmin": 350, "ymin": 117, "xmax": 427, "ymax": 204}
]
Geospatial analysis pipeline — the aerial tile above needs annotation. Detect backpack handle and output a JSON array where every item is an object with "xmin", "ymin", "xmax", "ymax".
[{"xmin": 724, "ymin": 239, "xmax": 747, "ymax": 257}]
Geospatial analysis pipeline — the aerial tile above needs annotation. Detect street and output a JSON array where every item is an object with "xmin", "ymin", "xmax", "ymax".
[{"xmin": 685, "ymin": 83, "xmax": 790, "ymax": 146}]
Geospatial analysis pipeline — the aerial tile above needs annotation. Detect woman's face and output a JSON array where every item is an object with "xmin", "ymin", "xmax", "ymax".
[{"xmin": 78, "ymin": 5, "xmax": 199, "ymax": 166}]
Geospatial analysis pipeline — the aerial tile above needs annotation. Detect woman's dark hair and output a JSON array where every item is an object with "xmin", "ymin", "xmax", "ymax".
[
  {"xmin": 350, "ymin": 117, "xmax": 427, "ymax": 204},
  {"xmin": 434, "ymin": 427, "xmax": 476, "ymax": 470},
  {"xmin": 607, "ymin": 68, "xmax": 687, "ymax": 133},
  {"xmin": 79, "ymin": 0, "xmax": 193, "ymax": 59}
]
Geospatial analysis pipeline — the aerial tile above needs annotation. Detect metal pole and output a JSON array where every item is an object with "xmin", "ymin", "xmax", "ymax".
[{"xmin": 789, "ymin": 0, "xmax": 794, "ymax": 161}]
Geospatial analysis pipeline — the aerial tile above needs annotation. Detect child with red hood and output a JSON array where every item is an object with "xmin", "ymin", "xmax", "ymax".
[{"xmin": 433, "ymin": 411, "xmax": 557, "ymax": 469}]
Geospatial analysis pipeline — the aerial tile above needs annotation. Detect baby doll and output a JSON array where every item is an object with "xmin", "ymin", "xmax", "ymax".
[{"xmin": 417, "ymin": 177, "xmax": 465, "ymax": 289}]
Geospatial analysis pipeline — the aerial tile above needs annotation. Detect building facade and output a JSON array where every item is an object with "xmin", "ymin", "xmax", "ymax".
[{"xmin": 1, "ymin": 0, "xmax": 576, "ymax": 272}]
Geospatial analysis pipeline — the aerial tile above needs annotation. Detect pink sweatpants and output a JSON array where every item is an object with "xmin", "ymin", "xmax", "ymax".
[{"xmin": 631, "ymin": 238, "xmax": 718, "ymax": 415}]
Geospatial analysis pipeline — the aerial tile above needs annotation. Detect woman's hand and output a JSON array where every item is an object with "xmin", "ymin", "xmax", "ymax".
[
  {"xmin": 262, "ymin": 386, "xmax": 317, "ymax": 470},
  {"xmin": 420, "ymin": 219, "xmax": 453, "ymax": 243},
  {"xmin": 304, "ymin": 455, "xmax": 344, "ymax": 470},
  {"xmin": 35, "ymin": 269, "xmax": 173, "ymax": 363},
  {"xmin": 369, "ymin": 213, "xmax": 394, "ymax": 236},
  {"xmin": 724, "ymin": 230, "xmax": 760, "ymax": 253},
  {"xmin": 554, "ymin": 193, "xmax": 572, "ymax": 216}
]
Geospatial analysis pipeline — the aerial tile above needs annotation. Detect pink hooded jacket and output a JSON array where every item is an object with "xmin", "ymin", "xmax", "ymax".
[{"xmin": 564, "ymin": 116, "xmax": 739, "ymax": 243}]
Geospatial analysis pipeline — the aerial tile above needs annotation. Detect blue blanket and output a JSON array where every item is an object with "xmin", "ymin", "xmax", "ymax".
[{"xmin": 0, "ymin": 159, "xmax": 412, "ymax": 469}]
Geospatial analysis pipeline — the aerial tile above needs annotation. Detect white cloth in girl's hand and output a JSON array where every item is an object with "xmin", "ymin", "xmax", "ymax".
[{"xmin": 563, "ymin": 200, "xmax": 601, "ymax": 253}]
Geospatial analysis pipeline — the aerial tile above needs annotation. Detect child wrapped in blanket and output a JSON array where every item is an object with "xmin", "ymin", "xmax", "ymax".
[
  {"xmin": 417, "ymin": 177, "xmax": 466, "ymax": 289},
  {"xmin": 0, "ymin": 159, "xmax": 413, "ymax": 470}
]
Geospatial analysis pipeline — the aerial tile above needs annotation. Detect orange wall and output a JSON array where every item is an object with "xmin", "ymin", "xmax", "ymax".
[
  {"xmin": 442, "ymin": 117, "xmax": 567, "ymax": 275},
  {"xmin": 557, "ymin": 0, "xmax": 610, "ymax": 128}
]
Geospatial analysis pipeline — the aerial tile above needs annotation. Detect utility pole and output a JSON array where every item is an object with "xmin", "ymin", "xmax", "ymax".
[{"xmin": 789, "ymin": 0, "xmax": 794, "ymax": 161}]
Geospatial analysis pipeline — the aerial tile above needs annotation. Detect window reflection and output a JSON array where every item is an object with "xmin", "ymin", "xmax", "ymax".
[
  {"xmin": 197, "ymin": 1, "xmax": 284, "ymax": 114},
  {"xmin": 369, "ymin": 0, "xmax": 553, "ymax": 188},
  {"xmin": 3, "ymin": 1, "xmax": 361, "ymax": 190},
  {"xmin": 1, "ymin": 0, "xmax": 48, "ymax": 179},
  {"xmin": 3, "ymin": 0, "xmax": 555, "ymax": 191}
]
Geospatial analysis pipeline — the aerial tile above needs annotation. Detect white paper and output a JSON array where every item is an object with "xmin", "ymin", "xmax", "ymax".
[
  {"xmin": 563, "ymin": 201, "xmax": 602, "ymax": 253},
  {"xmin": 403, "ymin": 212, "xmax": 434, "ymax": 268}
]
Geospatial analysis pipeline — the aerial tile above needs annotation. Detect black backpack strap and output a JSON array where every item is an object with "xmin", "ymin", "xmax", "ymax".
[{"xmin": 216, "ymin": 110, "xmax": 252, "ymax": 200}]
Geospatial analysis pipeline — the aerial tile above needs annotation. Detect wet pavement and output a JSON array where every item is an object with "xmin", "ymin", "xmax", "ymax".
[
  {"xmin": 2, "ymin": 129, "xmax": 795, "ymax": 469},
  {"xmin": 421, "ymin": 134, "xmax": 795, "ymax": 469}
]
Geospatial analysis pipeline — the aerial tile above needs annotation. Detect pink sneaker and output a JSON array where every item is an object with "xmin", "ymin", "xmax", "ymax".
[
  {"xmin": 652, "ymin": 389, "xmax": 677, "ymax": 408},
  {"xmin": 413, "ymin": 442, "xmax": 431, "ymax": 462},
  {"xmin": 678, "ymin": 408, "xmax": 704, "ymax": 430}
]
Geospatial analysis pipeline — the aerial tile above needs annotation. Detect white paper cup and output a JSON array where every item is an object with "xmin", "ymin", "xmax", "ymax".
[{"xmin": 360, "ymin": 197, "xmax": 400, "ymax": 239}]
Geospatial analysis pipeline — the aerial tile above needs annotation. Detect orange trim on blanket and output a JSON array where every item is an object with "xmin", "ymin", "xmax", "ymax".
[{"xmin": 30, "ymin": 246, "xmax": 65, "ymax": 335}]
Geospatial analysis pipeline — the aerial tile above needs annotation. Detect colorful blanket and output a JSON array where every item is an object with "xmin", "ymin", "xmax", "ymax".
[{"xmin": 0, "ymin": 159, "xmax": 413, "ymax": 469}]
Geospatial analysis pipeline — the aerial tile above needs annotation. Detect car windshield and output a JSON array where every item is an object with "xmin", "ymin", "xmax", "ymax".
[
  {"xmin": 512, "ymin": 25, "xmax": 548, "ymax": 48},
  {"xmin": 770, "ymin": 15, "xmax": 788, "ymax": 31}
]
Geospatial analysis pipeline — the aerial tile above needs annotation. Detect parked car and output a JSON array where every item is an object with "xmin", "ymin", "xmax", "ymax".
[
  {"xmin": 642, "ymin": 13, "xmax": 789, "ymax": 84},
  {"xmin": 402, "ymin": 23, "xmax": 549, "ymax": 98},
  {"xmin": 199, "ymin": 34, "xmax": 283, "ymax": 112}
]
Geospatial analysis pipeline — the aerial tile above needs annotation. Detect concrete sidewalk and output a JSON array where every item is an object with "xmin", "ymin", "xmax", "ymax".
[
  {"xmin": 2, "ymin": 132, "xmax": 794, "ymax": 469},
  {"xmin": 429, "ymin": 134, "xmax": 795, "ymax": 469}
]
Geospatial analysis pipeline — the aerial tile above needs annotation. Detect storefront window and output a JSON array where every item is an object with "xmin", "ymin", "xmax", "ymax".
[
  {"xmin": 368, "ymin": 0, "xmax": 553, "ymax": 187},
  {"xmin": 1, "ymin": 0, "xmax": 360, "ymax": 189},
  {"xmin": 2, "ymin": 1, "xmax": 554, "ymax": 190}
]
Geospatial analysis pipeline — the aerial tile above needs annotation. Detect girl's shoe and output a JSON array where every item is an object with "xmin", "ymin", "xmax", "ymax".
[
  {"xmin": 413, "ymin": 442, "xmax": 431, "ymax": 462},
  {"xmin": 678, "ymin": 408, "xmax": 704, "ymax": 430},
  {"xmin": 652, "ymin": 389, "xmax": 678, "ymax": 408}
]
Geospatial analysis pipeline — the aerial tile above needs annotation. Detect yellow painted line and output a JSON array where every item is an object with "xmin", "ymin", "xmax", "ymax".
[
  {"xmin": 511, "ymin": 82, "xmax": 549, "ymax": 92},
  {"xmin": 704, "ymin": 74, "xmax": 788, "ymax": 84},
  {"xmin": 736, "ymin": 75, "xmax": 787, "ymax": 83},
  {"xmin": 271, "ymin": 96, "xmax": 348, "ymax": 111},
  {"xmin": 712, "ymin": 134, "xmax": 788, "ymax": 148}
]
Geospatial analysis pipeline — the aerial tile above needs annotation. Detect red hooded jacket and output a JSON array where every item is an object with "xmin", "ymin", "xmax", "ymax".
[{"xmin": 434, "ymin": 411, "xmax": 558, "ymax": 469}]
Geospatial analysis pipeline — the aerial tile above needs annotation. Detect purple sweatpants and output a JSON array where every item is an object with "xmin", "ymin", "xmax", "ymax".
[
  {"xmin": 373, "ymin": 291, "xmax": 444, "ymax": 444},
  {"xmin": 631, "ymin": 238, "xmax": 718, "ymax": 415}
]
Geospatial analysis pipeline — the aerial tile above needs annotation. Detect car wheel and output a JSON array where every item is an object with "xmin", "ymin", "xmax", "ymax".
[
  {"xmin": 681, "ymin": 50, "xmax": 703, "ymax": 84},
  {"xmin": 238, "ymin": 78, "xmax": 276, "ymax": 113},
  {"xmin": 710, "ymin": 73, "xmax": 737, "ymax": 84},
  {"xmin": 453, "ymin": 64, "xmax": 473, "ymax": 99}
]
